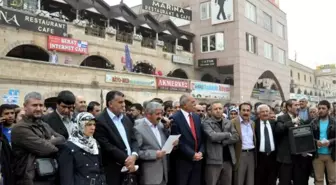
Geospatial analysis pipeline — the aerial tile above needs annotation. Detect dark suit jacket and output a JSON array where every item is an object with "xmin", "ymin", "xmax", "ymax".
[
  {"xmin": 93, "ymin": 109, "xmax": 139, "ymax": 185},
  {"xmin": 43, "ymin": 111, "xmax": 69, "ymax": 139},
  {"xmin": 170, "ymin": 110, "xmax": 204, "ymax": 161},
  {"xmin": 255, "ymin": 119, "xmax": 277, "ymax": 159},
  {"xmin": 275, "ymin": 113, "xmax": 296, "ymax": 164}
]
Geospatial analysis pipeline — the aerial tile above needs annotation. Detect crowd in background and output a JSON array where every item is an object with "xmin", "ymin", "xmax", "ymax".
[{"xmin": 0, "ymin": 91, "xmax": 335, "ymax": 185}]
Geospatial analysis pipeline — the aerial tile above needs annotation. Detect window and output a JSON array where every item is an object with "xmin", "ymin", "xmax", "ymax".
[
  {"xmin": 310, "ymin": 76, "xmax": 312, "ymax": 82},
  {"xmin": 246, "ymin": 33, "xmax": 257, "ymax": 54},
  {"xmin": 277, "ymin": 22, "xmax": 285, "ymax": 38},
  {"xmin": 290, "ymin": 70, "xmax": 293, "ymax": 77},
  {"xmin": 278, "ymin": 48, "xmax": 285, "ymax": 64},
  {"xmin": 200, "ymin": 2, "xmax": 210, "ymax": 20},
  {"xmin": 264, "ymin": 42, "xmax": 273, "ymax": 60},
  {"xmin": 201, "ymin": 33, "xmax": 224, "ymax": 52},
  {"xmin": 298, "ymin": 73, "xmax": 300, "ymax": 80},
  {"xmin": 304, "ymin": 74, "xmax": 306, "ymax": 82},
  {"xmin": 263, "ymin": 12, "xmax": 272, "ymax": 31},
  {"xmin": 245, "ymin": 1, "xmax": 256, "ymax": 22},
  {"xmin": 24, "ymin": 0, "xmax": 38, "ymax": 12}
]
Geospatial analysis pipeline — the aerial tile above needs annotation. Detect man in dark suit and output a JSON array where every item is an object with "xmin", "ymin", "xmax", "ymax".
[
  {"xmin": 216, "ymin": 0, "xmax": 227, "ymax": 20},
  {"xmin": 170, "ymin": 94, "xmax": 204, "ymax": 185},
  {"xmin": 276, "ymin": 99, "xmax": 311, "ymax": 185},
  {"xmin": 44, "ymin": 90, "xmax": 76, "ymax": 139},
  {"xmin": 94, "ymin": 91, "xmax": 139, "ymax": 185},
  {"xmin": 255, "ymin": 104, "xmax": 278, "ymax": 185}
]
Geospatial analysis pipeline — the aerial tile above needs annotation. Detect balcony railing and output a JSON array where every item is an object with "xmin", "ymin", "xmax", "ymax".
[
  {"xmin": 116, "ymin": 31, "xmax": 133, "ymax": 44},
  {"xmin": 141, "ymin": 37, "xmax": 156, "ymax": 49},
  {"xmin": 163, "ymin": 43, "xmax": 175, "ymax": 53},
  {"xmin": 85, "ymin": 25, "xmax": 106, "ymax": 38}
]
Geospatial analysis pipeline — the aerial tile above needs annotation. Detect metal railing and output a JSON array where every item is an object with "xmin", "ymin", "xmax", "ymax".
[
  {"xmin": 141, "ymin": 37, "xmax": 156, "ymax": 49},
  {"xmin": 163, "ymin": 42, "xmax": 175, "ymax": 53},
  {"xmin": 85, "ymin": 25, "xmax": 106, "ymax": 38},
  {"xmin": 116, "ymin": 31, "xmax": 133, "ymax": 44}
]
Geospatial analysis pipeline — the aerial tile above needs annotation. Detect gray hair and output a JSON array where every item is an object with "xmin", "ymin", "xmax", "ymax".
[
  {"xmin": 179, "ymin": 94, "xmax": 190, "ymax": 107},
  {"xmin": 257, "ymin": 104, "xmax": 270, "ymax": 113},
  {"xmin": 145, "ymin": 102, "xmax": 163, "ymax": 114},
  {"xmin": 24, "ymin": 92, "xmax": 43, "ymax": 104},
  {"xmin": 172, "ymin": 100, "xmax": 180, "ymax": 107},
  {"xmin": 309, "ymin": 107, "xmax": 318, "ymax": 112}
]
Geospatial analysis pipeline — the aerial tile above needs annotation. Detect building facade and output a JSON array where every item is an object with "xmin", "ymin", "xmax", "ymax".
[{"xmin": 147, "ymin": 0, "xmax": 291, "ymax": 103}]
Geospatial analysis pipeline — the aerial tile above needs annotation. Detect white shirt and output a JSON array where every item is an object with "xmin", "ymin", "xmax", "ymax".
[
  {"xmin": 259, "ymin": 120, "xmax": 275, "ymax": 152},
  {"xmin": 145, "ymin": 118, "xmax": 162, "ymax": 147},
  {"xmin": 181, "ymin": 109, "xmax": 191, "ymax": 127}
]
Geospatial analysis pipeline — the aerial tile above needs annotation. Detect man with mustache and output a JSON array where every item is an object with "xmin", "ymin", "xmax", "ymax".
[{"xmin": 232, "ymin": 102, "xmax": 256, "ymax": 185}]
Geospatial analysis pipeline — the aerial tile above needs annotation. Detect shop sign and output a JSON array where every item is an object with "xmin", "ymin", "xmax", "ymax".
[
  {"xmin": 0, "ymin": 6, "xmax": 67, "ymax": 36},
  {"xmin": 47, "ymin": 36, "xmax": 88, "ymax": 54},
  {"xmin": 105, "ymin": 73, "xmax": 156, "ymax": 88},
  {"xmin": 198, "ymin": 58, "xmax": 217, "ymax": 67},
  {"xmin": 156, "ymin": 77, "xmax": 189, "ymax": 91},
  {"xmin": 172, "ymin": 55, "xmax": 193, "ymax": 65},
  {"xmin": 190, "ymin": 81, "xmax": 230, "ymax": 100},
  {"xmin": 142, "ymin": 0, "xmax": 192, "ymax": 21}
]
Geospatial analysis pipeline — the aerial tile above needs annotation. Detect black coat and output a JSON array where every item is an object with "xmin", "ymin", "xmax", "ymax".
[
  {"xmin": 43, "ymin": 112, "xmax": 69, "ymax": 139},
  {"xmin": 0, "ymin": 135, "xmax": 14, "ymax": 185},
  {"xmin": 255, "ymin": 119, "xmax": 277, "ymax": 159},
  {"xmin": 93, "ymin": 109, "xmax": 139, "ymax": 185},
  {"xmin": 58, "ymin": 141, "xmax": 106, "ymax": 185}
]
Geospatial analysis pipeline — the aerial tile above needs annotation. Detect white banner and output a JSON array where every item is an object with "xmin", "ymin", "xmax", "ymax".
[{"xmin": 211, "ymin": 0, "xmax": 234, "ymax": 25}]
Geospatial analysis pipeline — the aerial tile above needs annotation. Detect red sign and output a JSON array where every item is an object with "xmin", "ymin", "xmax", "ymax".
[
  {"xmin": 156, "ymin": 77, "xmax": 189, "ymax": 92},
  {"xmin": 47, "ymin": 36, "xmax": 88, "ymax": 54}
]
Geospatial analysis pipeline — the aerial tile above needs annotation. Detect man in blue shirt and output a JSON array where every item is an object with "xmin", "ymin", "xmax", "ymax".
[
  {"xmin": 0, "ymin": 104, "xmax": 15, "ymax": 145},
  {"xmin": 311, "ymin": 100, "xmax": 336, "ymax": 185}
]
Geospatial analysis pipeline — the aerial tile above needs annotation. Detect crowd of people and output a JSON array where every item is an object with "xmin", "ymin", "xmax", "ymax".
[{"xmin": 0, "ymin": 90, "xmax": 335, "ymax": 185}]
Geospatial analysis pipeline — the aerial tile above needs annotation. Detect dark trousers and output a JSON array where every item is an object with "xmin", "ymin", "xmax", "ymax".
[
  {"xmin": 175, "ymin": 159, "xmax": 202, "ymax": 185},
  {"xmin": 255, "ymin": 152, "xmax": 278, "ymax": 185},
  {"xmin": 278, "ymin": 155, "xmax": 312, "ymax": 185},
  {"xmin": 216, "ymin": 4, "xmax": 226, "ymax": 20}
]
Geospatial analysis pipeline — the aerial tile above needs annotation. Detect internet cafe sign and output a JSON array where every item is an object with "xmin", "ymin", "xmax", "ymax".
[
  {"xmin": 142, "ymin": 0, "xmax": 192, "ymax": 21},
  {"xmin": 106, "ymin": 73, "xmax": 156, "ymax": 88},
  {"xmin": 190, "ymin": 81, "xmax": 230, "ymax": 100},
  {"xmin": 47, "ymin": 36, "xmax": 88, "ymax": 55},
  {"xmin": 156, "ymin": 77, "xmax": 189, "ymax": 92},
  {"xmin": 0, "ymin": 6, "xmax": 67, "ymax": 36}
]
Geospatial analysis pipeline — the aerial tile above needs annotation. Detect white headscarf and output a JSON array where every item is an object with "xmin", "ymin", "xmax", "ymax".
[{"xmin": 68, "ymin": 112, "xmax": 99, "ymax": 155}]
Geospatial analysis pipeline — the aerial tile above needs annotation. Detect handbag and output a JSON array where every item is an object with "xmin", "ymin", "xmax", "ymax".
[
  {"xmin": 34, "ymin": 158, "xmax": 58, "ymax": 177},
  {"xmin": 122, "ymin": 173, "xmax": 138, "ymax": 185}
]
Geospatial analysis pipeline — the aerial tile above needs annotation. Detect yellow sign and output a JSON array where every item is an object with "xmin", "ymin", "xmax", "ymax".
[
  {"xmin": 316, "ymin": 64, "xmax": 336, "ymax": 70},
  {"xmin": 9, "ymin": 0, "xmax": 23, "ymax": 9}
]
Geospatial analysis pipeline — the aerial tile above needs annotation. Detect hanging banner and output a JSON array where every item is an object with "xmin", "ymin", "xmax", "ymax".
[
  {"xmin": 47, "ymin": 36, "xmax": 88, "ymax": 54},
  {"xmin": 190, "ymin": 81, "xmax": 230, "ymax": 100}
]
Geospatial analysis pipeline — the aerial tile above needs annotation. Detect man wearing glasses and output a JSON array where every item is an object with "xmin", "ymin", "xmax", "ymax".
[{"xmin": 43, "ymin": 90, "xmax": 76, "ymax": 139}]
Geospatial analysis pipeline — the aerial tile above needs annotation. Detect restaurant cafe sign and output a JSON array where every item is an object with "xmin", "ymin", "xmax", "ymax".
[
  {"xmin": 142, "ymin": 0, "xmax": 192, "ymax": 21},
  {"xmin": 105, "ymin": 73, "xmax": 156, "ymax": 88},
  {"xmin": 0, "ymin": 6, "xmax": 67, "ymax": 36}
]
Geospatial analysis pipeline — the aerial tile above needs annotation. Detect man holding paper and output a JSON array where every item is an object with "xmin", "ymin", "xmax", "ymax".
[
  {"xmin": 170, "ymin": 94, "xmax": 204, "ymax": 185},
  {"xmin": 134, "ymin": 102, "xmax": 178, "ymax": 185}
]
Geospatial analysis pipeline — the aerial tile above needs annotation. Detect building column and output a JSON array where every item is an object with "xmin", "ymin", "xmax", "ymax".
[
  {"xmin": 156, "ymin": 33, "xmax": 159, "ymax": 42},
  {"xmin": 190, "ymin": 42, "xmax": 193, "ymax": 52},
  {"xmin": 133, "ymin": 27, "xmax": 136, "ymax": 35},
  {"xmin": 76, "ymin": 10, "xmax": 79, "ymax": 20}
]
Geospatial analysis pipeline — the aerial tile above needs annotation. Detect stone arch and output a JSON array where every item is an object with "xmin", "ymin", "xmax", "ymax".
[
  {"xmin": 251, "ymin": 70, "xmax": 285, "ymax": 101},
  {"xmin": 1, "ymin": 40, "xmax": 48, "ymax": 57},
  {"xmin": 81, "ymin": 55, "xmax": 114, "ymax": 70},
  {"xmin": 167, "ymin": 68, "xmax": 189, "ymax": 79},
  {"xmin": 201, "ymin": 74, "xmax": 214, "ymax": 82},
  {"xmin": 4, "ymin": 42, "xmax": 50, "ymax": 61},
  {"xmin": 133, "ymin": 61, "xmax": 155, "ymax": 75}
]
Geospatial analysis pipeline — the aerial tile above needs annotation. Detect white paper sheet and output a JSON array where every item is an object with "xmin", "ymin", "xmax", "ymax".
[{"xmin": 162, "ymin": 135, "xmax": 181, "ymax": 154}]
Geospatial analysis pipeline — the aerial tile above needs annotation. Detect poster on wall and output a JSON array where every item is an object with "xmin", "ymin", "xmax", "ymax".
[
  {"xmin": 190, "ymin": 81, "xmax": 230, "ymax": 100},
  {"xmin": 211, "ymin": 0, "xmax": 234, "ymax": 25},
  {"xmin": 2, "ymin": 89, "xmax": 20, "ymax": 105}
]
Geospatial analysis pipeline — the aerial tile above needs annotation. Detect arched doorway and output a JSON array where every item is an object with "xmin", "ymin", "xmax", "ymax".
[
  {"xmin": 44, "ymin": 97, "xmax": 57, "ymax": 110},
  {"xmin": 81, "ymin": 55, "xmax": 114, "ymax": 70},
  {"xmin": 6, "ymin": 44, "xmax": 49, "ymax": 61},
  {"xmin": 201, "ymin": 74, "xmax": 214, "ymax": 82},
  {"xmin": 250, "ymin": 70, "xmax": 285, "ymax": 102},
  {"xmin": 133, "ymin": 61, "xmax": 155, "ymax": 75},
  {"xmin": 168, "ymin": 69, "xmax": 188, "ymax": 79}
]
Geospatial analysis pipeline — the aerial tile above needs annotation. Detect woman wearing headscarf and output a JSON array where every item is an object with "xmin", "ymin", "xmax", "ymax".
[
  {"xmin": 228, "ymin": 107, "xmax": 239, "ymax": 120},
  {"xmin": 58, "ymin": 112, "xmax": 106, "ymax": 185}
]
